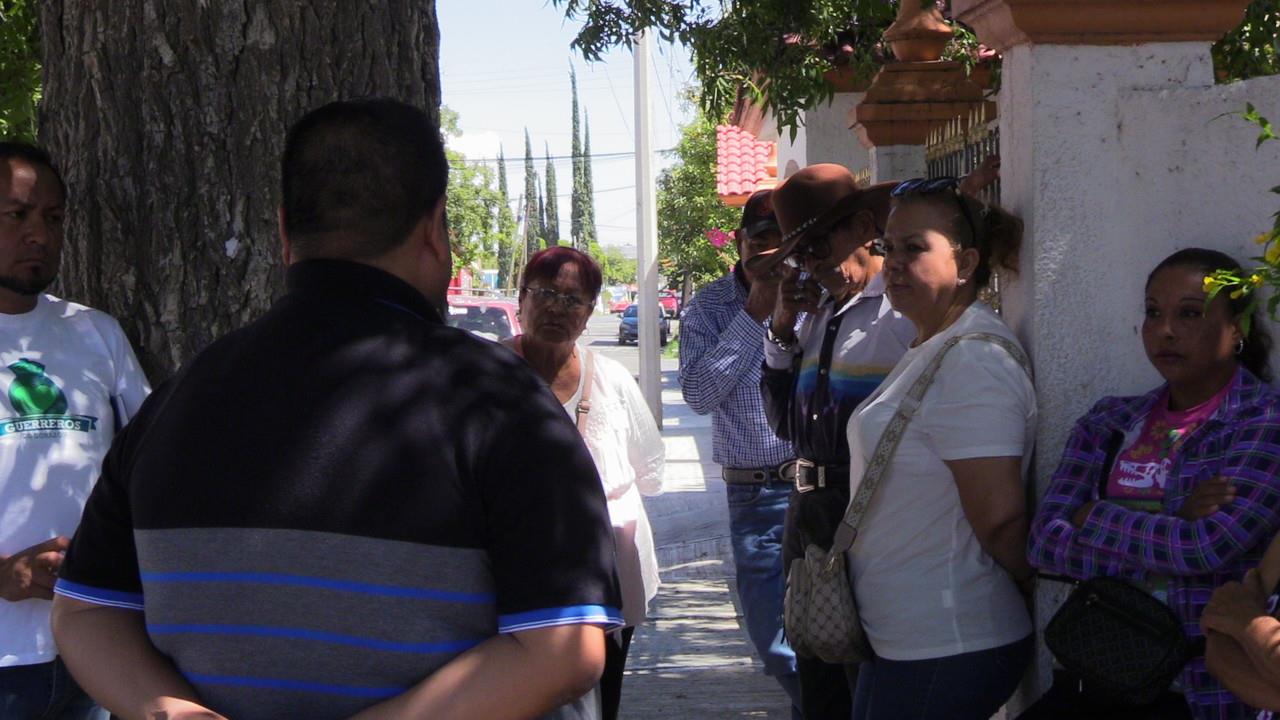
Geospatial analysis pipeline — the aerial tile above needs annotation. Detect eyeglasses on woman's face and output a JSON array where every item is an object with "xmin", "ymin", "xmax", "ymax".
[{"xmin": 523, "ymin": 285, "xmax": 591, "ymax": 312}]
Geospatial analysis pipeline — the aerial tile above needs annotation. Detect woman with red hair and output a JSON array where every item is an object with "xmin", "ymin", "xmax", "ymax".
[{"xmin": 504, "ymin": 247, "xmax": 664, "ymax": 720}]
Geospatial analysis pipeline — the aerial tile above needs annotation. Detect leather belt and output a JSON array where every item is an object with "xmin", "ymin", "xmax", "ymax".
[
  {"xmin": 780, "ymin": 459, "xmax": 849, "ymax": 493},
  {"xmin": 722, "ymin": 464, "xmax": 789, "ymax": 485}
]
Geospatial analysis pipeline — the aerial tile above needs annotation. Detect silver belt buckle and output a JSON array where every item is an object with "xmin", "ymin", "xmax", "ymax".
[{"xmin": 784, "ymin": 458, "xmax": 818, "ymax": 493}]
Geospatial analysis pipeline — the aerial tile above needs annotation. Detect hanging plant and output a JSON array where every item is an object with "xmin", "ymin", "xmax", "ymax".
[{"xmin": 1203, "ymin": 104, "xmax": 1280, "ymax": 335}]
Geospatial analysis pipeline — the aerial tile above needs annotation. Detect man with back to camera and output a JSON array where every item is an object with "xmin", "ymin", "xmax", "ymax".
[
  {"xmin": 0, "ymin": 142, "xmax": 150, "ymax": 720},
  {"xmin": 48, "ymin": 99, "xmax": 622, "ymax": 720}
]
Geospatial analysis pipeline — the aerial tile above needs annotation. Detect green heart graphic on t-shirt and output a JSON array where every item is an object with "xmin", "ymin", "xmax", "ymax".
[{"xmin": 8, "ymin": 359, "xmax": 68, "ymax": 416}]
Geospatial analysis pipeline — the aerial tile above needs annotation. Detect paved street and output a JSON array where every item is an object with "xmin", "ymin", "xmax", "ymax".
[{"xmin": 582, "ymin": 312, "xmax": 794, "ymax": 719}]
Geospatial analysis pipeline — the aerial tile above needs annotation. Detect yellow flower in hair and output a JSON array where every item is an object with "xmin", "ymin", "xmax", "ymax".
[
  {"xmin": 1268, "ymin": 242, "xmax": 1280, "ymax": 266},
  {"xmin": 1252, "ymin": 274, "xmax": 1265, "ymax": 287},
  {"xmin": 1256, "ymin": 232, "xmax": 1272, "ymax": 245}
]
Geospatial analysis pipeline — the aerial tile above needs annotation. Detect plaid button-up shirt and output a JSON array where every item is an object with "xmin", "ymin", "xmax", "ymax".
[
  {"xmin": 1029, "ymin": 367, "xmax": 1280, "ymax": 720},
  {"xmin": 678, "ymin": 269, "xmax": 794, "ymax": 469}
]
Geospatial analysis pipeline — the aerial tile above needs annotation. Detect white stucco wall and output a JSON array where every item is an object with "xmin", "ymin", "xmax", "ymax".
[
  {"xmin": 805, "ymin": 92, "xmax": 868, "ymax": 173},
  {"xmin": 869, "ymin": 144, "xmax": 926, "ymax": 184},
  {"xmin": 998, "ymin": 40, "xmax": 1280, "ymax": 703},
  {"xmin": 776, "ymin": 117, "xmax": 808, "ymax": 180},
  {"xmin": 773, "ymin": 93, "xmax": 868, "ymax": 180}
]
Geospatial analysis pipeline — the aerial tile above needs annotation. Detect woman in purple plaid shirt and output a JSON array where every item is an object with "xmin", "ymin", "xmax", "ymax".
[{"xmin": 1027, "ymin": 248, "xmax": 1280, "ymax": 720}]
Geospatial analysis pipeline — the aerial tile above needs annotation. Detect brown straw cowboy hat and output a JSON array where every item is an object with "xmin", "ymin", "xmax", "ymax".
[{"xmin": 744, "ymin": 163, "xmax": 896, "ymax": 275}]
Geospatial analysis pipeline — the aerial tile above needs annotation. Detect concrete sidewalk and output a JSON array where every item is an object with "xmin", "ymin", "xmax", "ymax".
[{"xmin": 619, "ymin": 364, "xmax": 791, "ymax": 719}]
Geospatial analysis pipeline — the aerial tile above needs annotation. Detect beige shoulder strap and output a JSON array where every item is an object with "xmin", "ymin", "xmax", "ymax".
[
  {"xmin": 576, "ymin": 348, "xmax": 595, "ymax": 434},
  {"xmin": 824, "ymin": 331, "xmax": 1031, "ymax": 569}
]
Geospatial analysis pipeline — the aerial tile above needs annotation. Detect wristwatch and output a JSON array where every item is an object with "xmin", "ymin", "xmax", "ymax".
[{"xmin": 766, "ymin": 316, "xmax": 797, "ymax": 352}]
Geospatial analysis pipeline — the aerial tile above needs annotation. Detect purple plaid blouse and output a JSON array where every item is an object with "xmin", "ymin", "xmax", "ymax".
[{"xmin": 1029, "ymin": 367, "xmax": 1280, "ymax": 720}]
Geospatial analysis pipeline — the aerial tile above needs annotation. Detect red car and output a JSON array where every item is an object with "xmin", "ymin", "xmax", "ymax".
[
  {"xmin": 446, "ymin": 296, "xmax": 521, "ymax": 342},
  {"xmin": 659, "ymin": 291, "xmax": 679, "ymax": 318},
  {"xmin": 610, "ymin": 298, "xmax": 632, "ymax": 314}
]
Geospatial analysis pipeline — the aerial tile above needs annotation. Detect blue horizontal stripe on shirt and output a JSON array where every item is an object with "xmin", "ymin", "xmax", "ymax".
[
  {"xmin": 140, "ymin": 571, "xmax": 495, "ymax": 603},
  {"xmin": 54, "ymin": 579, "xmax": 145, "ymax": 608},
  {"xmin": 148, "ymin": 623, "xmax": 485, "ymax": 655},
  {"xmin": 182, "ymin": 672, "xmax": 405, "ymax": 699},
  {"xmin": 796, "ymin": 370, "xmax": 888, "ymax": 399},
  {"xmin": 497, "ymin": 604, "xmax": 624, "ymax": 633}
]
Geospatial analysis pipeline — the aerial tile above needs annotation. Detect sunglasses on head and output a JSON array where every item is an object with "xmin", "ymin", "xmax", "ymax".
[{"xmin": 891, "ymin": 176, "xmax": 982, "ymax": 247}]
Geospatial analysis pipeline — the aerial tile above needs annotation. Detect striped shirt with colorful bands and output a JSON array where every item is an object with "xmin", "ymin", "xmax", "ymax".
[{"xmin": 761, "ymin": 272, "xmax": 914, "ymax": 466}]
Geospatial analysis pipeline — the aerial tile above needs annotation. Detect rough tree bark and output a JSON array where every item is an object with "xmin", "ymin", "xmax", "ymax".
[{"xmin": 40, "ymin": 1, "xmax": 441, "ymax": 379}]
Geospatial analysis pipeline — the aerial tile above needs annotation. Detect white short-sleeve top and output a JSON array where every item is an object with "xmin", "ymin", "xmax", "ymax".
[{"xmin": 844, "ymin": 302, "xmax": 1035, "ymax": 661}]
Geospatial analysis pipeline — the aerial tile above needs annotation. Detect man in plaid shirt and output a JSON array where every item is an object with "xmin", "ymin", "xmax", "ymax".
[{"xmin": 679, "ymin": 190, "xmax": 800, "ymax": 716}]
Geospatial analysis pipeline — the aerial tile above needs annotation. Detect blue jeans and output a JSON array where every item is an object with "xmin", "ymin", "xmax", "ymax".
[
  {"xmin": 0, "ymin": 658, "xmax": 108, "ymax": 720},
  {"xmin": 726, "ymin": 482, "xmax": 800, "ymax": 711},
  {"xmin": 853, "ymin": 635, "xmax": 1034, "ymax": 720}
]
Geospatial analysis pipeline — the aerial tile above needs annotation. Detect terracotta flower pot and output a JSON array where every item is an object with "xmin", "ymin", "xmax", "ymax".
[
  {"xmin": 883, "ymin": 0, "xmax": 954, "ymax": 63},
  {"xmin": 823, "ymin": 64, "xmax": 874, "ymax": 93}
]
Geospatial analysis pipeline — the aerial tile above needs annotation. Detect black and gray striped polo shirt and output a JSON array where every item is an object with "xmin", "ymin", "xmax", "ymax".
[{"xmin": 57, "ymin": 258, "xmax": 622, "ymax": 718}]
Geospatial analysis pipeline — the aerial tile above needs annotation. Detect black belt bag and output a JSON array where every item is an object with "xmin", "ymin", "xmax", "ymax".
[{"xmin": 1042, "ymin": 575, "xmax": 1194, "ymax": 708}]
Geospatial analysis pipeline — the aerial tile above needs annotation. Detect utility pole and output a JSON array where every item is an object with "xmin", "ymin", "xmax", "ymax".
[{"xmin": 633, "ymin": 31, "xmax": 661, "ymax": 424}]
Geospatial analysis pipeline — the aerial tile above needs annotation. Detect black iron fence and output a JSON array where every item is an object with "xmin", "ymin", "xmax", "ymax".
[
  {"xmin": 926, "ymin": 105, "xmax": 1002, "ymax": 310},
  {"xmin": 926, "ymin": 104, "xmax": 999, "ymax": 206},
  {"xmin": 854, "ymin": 166, "xmax": 872, "ymax": 188}
]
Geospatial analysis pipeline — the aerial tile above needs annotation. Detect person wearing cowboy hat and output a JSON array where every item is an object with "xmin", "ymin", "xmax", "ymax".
[
  {"xmin": 679, "ymin": 189, "xmax": 802, "ymax": 717},
  {"xmin": 755, "ymin": 161, "xmax": 998, "ymax": 719},
  {"xmin": 752, "ymin": 164, "xmax": 915, "ymax": 719}
]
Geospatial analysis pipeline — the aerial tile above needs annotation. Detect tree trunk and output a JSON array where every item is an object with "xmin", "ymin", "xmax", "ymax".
[{"xmin": 40, "ymin": 1, "xmax": 441, "ymax": 380}]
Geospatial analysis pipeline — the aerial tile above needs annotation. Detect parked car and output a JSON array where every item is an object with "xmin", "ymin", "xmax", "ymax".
[
  {"xmin": 659, "ymin": 291, "xmax": 679, "ymax": 318},
  {"xmin": 446, "ymin": 296, "xmax": 521, "ymax": 342},
  {"xmin": 617, "ymin": 304, "xmax": 669, "ymax": 346},
  {"xmin": 610, "ymin": 298, "xmax": 632, "ymax": 314}
]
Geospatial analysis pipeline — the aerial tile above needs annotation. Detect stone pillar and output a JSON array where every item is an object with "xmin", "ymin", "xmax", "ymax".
[
  {"xmin": 852, "ymin": 61, "xmax": 994, "ymax": 183},
  {"xmin": 953, "ymin": 0, "xmax": 1252, "ymax": 707}
]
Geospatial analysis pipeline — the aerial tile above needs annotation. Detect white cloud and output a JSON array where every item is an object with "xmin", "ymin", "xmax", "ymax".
[{"xmin": 447, "ymin": 131, "xmax": 503, "ymax": 161}]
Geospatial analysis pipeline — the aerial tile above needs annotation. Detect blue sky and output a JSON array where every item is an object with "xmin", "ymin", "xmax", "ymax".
[{"xmin": 438, "ymin": 1, "xmax": 697, "ymax": 248}]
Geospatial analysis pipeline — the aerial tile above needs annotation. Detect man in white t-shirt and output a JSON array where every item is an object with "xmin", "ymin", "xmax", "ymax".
[{"xmin": 0, "ymin": 143, "xmax": 150, "ymax": 719}]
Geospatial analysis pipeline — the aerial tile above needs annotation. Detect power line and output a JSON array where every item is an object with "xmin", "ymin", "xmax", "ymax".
[
  {"xmin": 502, "ymin": 184, "xmax": 639, "ymax": 205},
  {"xmin": 650, "ymin": 47, "xmax": 676, "ymax": 131},
  {"xmin": 604, "ymin": 67, "xmax": 632, "ymax": 136},
  {"xmin": 453, "ymin": 147, "xmax": 676, "ymax": 166}
]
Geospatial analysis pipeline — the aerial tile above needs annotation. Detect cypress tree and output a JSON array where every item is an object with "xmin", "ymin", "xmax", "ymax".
[
  {"xmin": 582, "ymin": 110, "xmax": 598, "ymax": 247},
  {"xmin": 544, "ymin": 142, "xmax": 560, "ymax": 246},
  {"xmin": 522, "ymin": 128, "xmax": 540, "ymax": 268},
  {"xmin": 537, "ymin": 185, "xmax": 548, "ymax": 249},
  {"xmin": 495, "ymin": 145, "xmax": 516, "ymax": 289},
  {"xmin": 570, "ymin": 67, "xmax": 586, "ymax": 252}
]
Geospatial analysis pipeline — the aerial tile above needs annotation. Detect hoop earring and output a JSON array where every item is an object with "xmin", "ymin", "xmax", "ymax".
[{"xmin": 1236, "ymin": 337, "xmax": 1245, "ymax": 355}]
